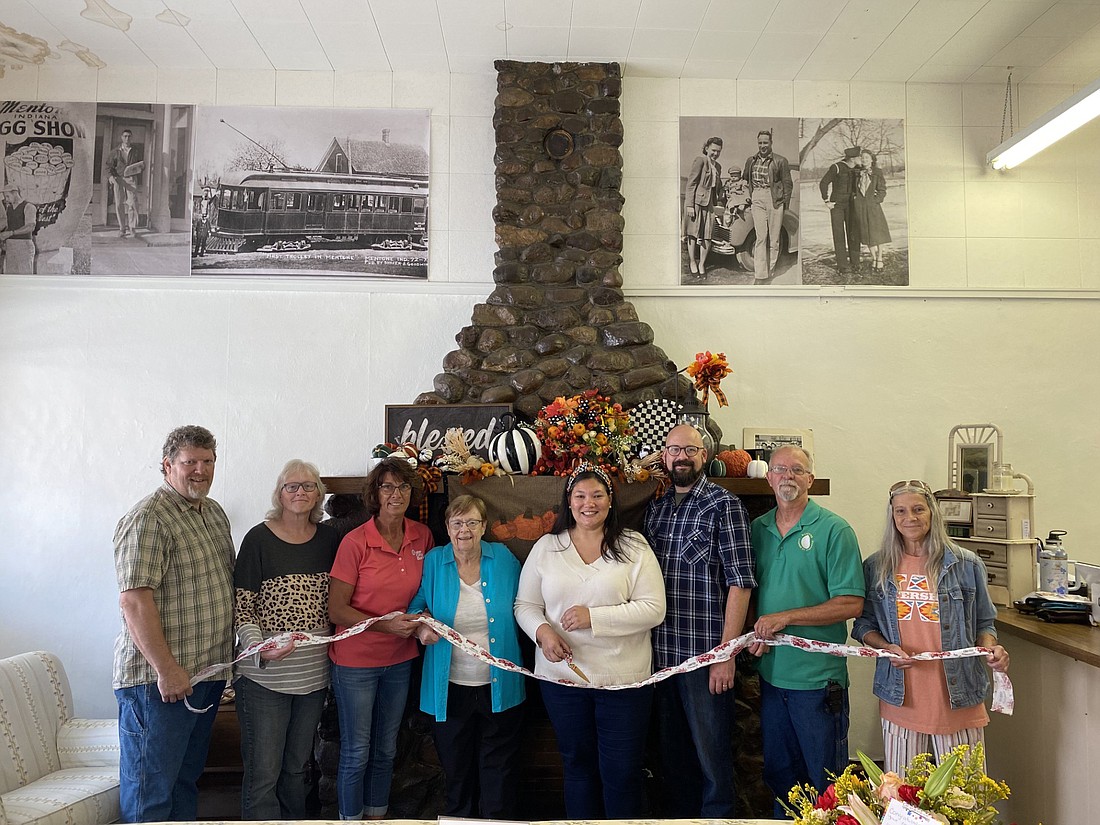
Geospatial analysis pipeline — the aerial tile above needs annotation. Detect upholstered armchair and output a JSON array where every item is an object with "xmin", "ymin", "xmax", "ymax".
[{"xmin": 0, "ymin": 651, "xmax": 120, "ymax": 825}]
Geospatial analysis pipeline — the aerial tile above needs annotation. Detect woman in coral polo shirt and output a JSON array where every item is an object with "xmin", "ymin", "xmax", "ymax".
[{"xmin": 328, "ymin": 457, "xmax": 433, "ymax": 819}]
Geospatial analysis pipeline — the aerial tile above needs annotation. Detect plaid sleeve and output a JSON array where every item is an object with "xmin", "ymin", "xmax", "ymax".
[
  {"xmin": 113, "ymin": 506, "xmax": 168, "ymax": 592},
  {"xmin": 715, "ymin": 495, "xmax": 756, "ymax": 590}
]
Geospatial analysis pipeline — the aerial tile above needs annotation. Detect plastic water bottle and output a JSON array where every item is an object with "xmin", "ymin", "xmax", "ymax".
[{"xmin": 1038, "ymin": 530, "xmax": 1069, "ymax": 595}]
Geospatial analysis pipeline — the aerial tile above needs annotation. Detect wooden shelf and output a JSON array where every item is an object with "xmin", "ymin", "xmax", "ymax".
[
  {"xmin": 322, "ymin": 474, "xmax": 830, "ymax": 497},
  {"xmin": 710, "ymin": 477, "xmax": 831, "ymax": 496}
]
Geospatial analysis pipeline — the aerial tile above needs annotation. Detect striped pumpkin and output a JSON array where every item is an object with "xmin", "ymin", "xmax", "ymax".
[{"xmin": 489, "ymin": 426, "xmax": 541, "ymax": 475}]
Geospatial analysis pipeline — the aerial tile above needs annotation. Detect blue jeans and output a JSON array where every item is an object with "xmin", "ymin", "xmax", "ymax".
[
  {"xmin": 654, "ymin": 668, "xmax": 735, "ymax": 817},
  {"xmin": 331, "ymin": 660, "xmax": 411, "ymax": 819},
  {"xmin": 760, "ymin": 680, "xmax": 849, "ymax": 818},
  {"xmin": 115, "ymin": 679, "xmax": 225, "ymax": 823},
  {"xmin": 540, "ymin": 681, "xmax": 652, "ymax": 819},
  {"xmin": 235, "ymin": 676, "xmax": 326, "ymax": 819}
]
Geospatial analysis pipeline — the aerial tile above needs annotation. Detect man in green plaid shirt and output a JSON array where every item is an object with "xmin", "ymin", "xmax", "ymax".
[{"xmin": 112, "ymin": 425, "xmax": 235, "ymax": 822}]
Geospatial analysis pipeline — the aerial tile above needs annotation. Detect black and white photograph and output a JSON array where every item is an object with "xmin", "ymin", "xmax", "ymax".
[
  {"xmin": 798, "ymin": 118, "xmax": 908, "ymax": 286},
  {"xmin": 191, "ymin": 105, "xmax": 430, "ymax": 278},
  {"xmin": 679, "ymin": 116, "xmax": 801, "ymax": 286},
  {"xmin": 91, "ymin": 103, "xmax": 196, "ymax": 276},
  {"xmin": 742, "ymin": 427, "xmax": 815, "ymax": 462},
  {"xmin": 0, "ymin": 100, "xmax": 95, "ymax": 275}
]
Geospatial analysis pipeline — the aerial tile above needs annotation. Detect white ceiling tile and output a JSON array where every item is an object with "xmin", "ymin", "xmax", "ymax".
[
  {"xmin": 636, "ymin": 0, "xmax": 708, "ymax": 31},
  {"xmin": 793, "ymin": 80, "xmax": 850, "ymax": 116},
  {"xmin": 122, "ymin": 18, "xmax": 211, "ymax": 70},
  {"xmin": 909, "ymin": 64, "xmax": 981, "ymax": 83},
  {"xmin": 629, "ymin": 28, "xmax": 696, "ymax": 61},
  {"xmin": 928, "ymin": 2, "xmax": 1054, "ymax": 66},
  {"xmin": 968, "ymin": 65, "xmax": 1036, "ymax": 84},
  {"xmin": 1022, "ymin": 2, "xmax": 1100, "ymax": 36},
  {"xmin": 502, "ymin": 0, "xmax": 562, "ymax": 28},
  {"xmin": 571, "ymin": 0, "xmax": 641, "ymax": 28},
  {"xmin": 1045, "ymin": 28, "xmax": 1100, "ymax": 67},
  {"xmin": 244, "ymin": 21, "xmax": 330, "ymax": 71},
  {"xmin": 1023, "ymin": 65, "xmax": 1094, "ymax": 83},
  {"xmin": 829, "ymin": 0, "xmax": 920, "ymax": 34},
  {"xmin": 377, "ymin": 22, "xmax": 447, "ymax": 56},
  {"xmin": 858, "ymin": 0, "xmax": 985, "ymax": 82},
  {"xmin": 438, "ymin": 0, "xmax": 505, "ymax": 27},
  {"xmin": 765, "ymin": 0, "xmax": 846, "ymax": 34},
  {"xmin": 986, "ymin": 36, "xmax": 1074, "ymax": 69},
  {"xmin": 507, "ymin": 25, "xmax": 569, "ymax": 56},
  {"xmin": 369, "ymin": 0, "xmax": 439, "ymax": 26},
  {"xmin": 680, "ymin": 59, "xmax": 746, "ymax": 80},
  {"xmin": 702, "ymin": 0, "xmax": 778, "ymax": 32},
  {"xmin": 567, "ymin": 27, "xmax": 633, "ymax": 58},
  {"xmin": 795, "ymin": 60, "xmax": 859, "ymax": 83},
  {"xmin": 312, "ymin": 22, "xmax": 391, "ymax": 71},
  {"xmin": 442, "ymin": 20, "xmax": 507, "ymax": 56},
  {"xmin": 186, "ymin": 18, "xmax": 272, "ymax": 70},
  {"xmin": 690, "ymin": 29, "xmax": 759, "ymax": 61},
  {"xmin": 302, "ymin": 0, "xmax": 377, "ymax": 23},
  {"xmin": 740, "ymin": 32, "xmax": 820, "ymax": 79}
]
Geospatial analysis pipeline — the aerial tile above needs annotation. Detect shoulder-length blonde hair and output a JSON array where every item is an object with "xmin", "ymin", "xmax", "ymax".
[{"xmin": 267, "ymin": 459, "xmax": 326, "ymax": 523}]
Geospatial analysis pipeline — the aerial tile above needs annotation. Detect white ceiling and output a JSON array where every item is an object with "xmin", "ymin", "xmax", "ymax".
[{"xmin": 1, "ymin": 0, "xmax": 1099, "ymax": 86}]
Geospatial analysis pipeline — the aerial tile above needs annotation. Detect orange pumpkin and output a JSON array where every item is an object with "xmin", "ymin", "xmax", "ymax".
[{"xmin": 718, "ymin": 449, "xmax": 752, "ymax": 478}]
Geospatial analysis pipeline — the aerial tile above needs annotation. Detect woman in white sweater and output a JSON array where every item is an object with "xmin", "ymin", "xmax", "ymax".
[{"xmin": 514, "ymin": 462, "xmax": 666, "ymax": 819}]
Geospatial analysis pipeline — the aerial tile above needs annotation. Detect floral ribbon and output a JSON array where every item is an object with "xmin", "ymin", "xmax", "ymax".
[
  {"xmin": 415, "ymin": 465, "xmax": 442, "ymax": 521},
  {"xmin": 186, "ymin": 613, "xmax": 1013, "ymax": 716}
]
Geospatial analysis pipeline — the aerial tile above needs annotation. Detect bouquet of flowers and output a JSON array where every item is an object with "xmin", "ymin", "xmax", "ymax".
[
  {"xmin": 533, "ymin": 390, "xmax": 636, "ymax": 477},
  {"xmin": 684, "ymin": 350, "xmax": 732, "ymax": 408},
  {"xmin": 783, "ymin": 744, "xmax": 1009, "ymax": 825}
]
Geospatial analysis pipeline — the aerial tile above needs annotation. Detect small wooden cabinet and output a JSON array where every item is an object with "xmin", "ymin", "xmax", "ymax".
[{"xmin": 956, "ymin": 493, "xmax": 1035, "ymax": 606}]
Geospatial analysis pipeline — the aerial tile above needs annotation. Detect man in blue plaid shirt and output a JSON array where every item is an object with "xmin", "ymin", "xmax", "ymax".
[{"xmin": 644, "ymin": 424, "xmax": 756, "ymax": 817}]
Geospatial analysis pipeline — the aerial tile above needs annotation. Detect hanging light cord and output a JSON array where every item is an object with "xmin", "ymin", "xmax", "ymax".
[{"xmin": 1000, "ymin": 68, "xmax": 1015, "ymax": 143}]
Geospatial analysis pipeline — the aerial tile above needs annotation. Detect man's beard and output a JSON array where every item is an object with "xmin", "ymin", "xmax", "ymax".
[
  {"xmin": 671, "ymin": 462, "xmax": 703, "ymax": 487},
  {"xmin": 775, "ymin": 483, "xmax": 800, "ymax": 502}
]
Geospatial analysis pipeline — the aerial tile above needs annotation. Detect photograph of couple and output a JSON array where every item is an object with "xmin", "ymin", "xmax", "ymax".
[{"xmin": 679, "ymin": 117, "xmax": 907, "ymax": 287}]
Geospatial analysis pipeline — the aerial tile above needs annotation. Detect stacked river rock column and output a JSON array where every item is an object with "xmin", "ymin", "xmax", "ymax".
[{"xmin": 415, "ymin": 60, "xmax": 695, "ymax": 421}]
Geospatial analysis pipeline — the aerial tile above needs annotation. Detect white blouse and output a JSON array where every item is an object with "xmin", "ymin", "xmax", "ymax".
[{"xmin": 514, "ymin": 528, "xmax": 666, "ymax": 687}]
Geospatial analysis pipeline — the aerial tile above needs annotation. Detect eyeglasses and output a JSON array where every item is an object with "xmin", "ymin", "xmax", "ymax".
[
  {"xmin": 664, "ymin": 445, "xmax": 702, "ymax": 457},
  {"xmin": 448, "ymin": 519, "xmax": 484, "ymax": 530},
  {"xmin": 769, "ymin": 465, "xmax": 809, "ymax": 477},
  {"xmin": 379, "ymin": 482, "xmax": 412, "ymax": 496},
  {"xmin": 890, "ymin": 479, "xmax": 932, "ymax": 495},
  {"xmin": 282, "ymin": 482, "xmax": 318, "ymax": 493}
]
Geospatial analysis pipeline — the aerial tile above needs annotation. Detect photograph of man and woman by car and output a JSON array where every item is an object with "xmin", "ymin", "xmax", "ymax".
[{"xmin": 679, "ymin": 116, "xmax": 908, "ymax": 286}]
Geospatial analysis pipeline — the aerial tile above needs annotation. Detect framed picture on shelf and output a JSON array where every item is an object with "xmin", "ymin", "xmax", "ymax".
[{"xmin": 742, "ymin": 427, "xmax": 815, "ymax": 461}]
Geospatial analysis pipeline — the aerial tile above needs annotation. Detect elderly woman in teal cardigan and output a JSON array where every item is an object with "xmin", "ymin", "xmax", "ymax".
[{"xmin": 409, "ymin": 494, "xmax": 525, "ymax": 820}]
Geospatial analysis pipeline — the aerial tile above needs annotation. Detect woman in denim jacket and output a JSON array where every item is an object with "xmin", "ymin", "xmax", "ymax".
[{"xmin": 852, "ymin": 480, "xmax": 1009, "ymax": 772}]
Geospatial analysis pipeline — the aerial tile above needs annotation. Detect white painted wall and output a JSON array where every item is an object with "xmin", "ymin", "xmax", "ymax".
[{"xmin": 1, "ymin": 65, "xmax": 1097, "ymax": 782}]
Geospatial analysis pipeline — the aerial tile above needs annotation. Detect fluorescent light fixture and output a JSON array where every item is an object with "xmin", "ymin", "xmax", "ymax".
[{"xmin": 987, "ymin": 76, "xmax": 1100, "ymax": 170}]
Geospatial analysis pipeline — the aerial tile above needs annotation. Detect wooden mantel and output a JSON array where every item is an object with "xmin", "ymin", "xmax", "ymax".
[{"xmin": 321, "ymin": 474, "xmax": 830, "ymax": 497}]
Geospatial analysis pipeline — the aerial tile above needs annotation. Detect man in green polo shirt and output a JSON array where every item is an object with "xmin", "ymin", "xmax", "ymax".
[{"xmin": 748, "ymin": 445, "xmax": 865, "ymax": 816}]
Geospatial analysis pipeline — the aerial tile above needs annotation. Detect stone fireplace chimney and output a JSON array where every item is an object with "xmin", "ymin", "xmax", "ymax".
[{"xmin": 417, "ymin": 60, "xmax": 704, "ymax": 432}]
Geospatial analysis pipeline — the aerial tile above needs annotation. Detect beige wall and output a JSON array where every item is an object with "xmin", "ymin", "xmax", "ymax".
[{"xmin": 1, "ymin": 64, "xmax": 1096, "ymax": 780}]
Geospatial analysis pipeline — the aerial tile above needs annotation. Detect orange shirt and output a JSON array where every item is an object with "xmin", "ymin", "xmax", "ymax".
[
  {"xmin": 328, "ymin": 517, "xmax": 433, "ymax": 668},
  {"xmin": 880, "ymin": 554, "xmax": 988, "ymax": 735}
]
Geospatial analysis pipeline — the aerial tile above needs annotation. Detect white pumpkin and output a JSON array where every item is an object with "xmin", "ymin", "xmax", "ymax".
[
  {"xmin": 488, "ymin": 426, "xmax": 542, "ymax": 475},
  {"xmin": 746, "ymin": 458, "xmax": 769, "ymax": 479}
]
